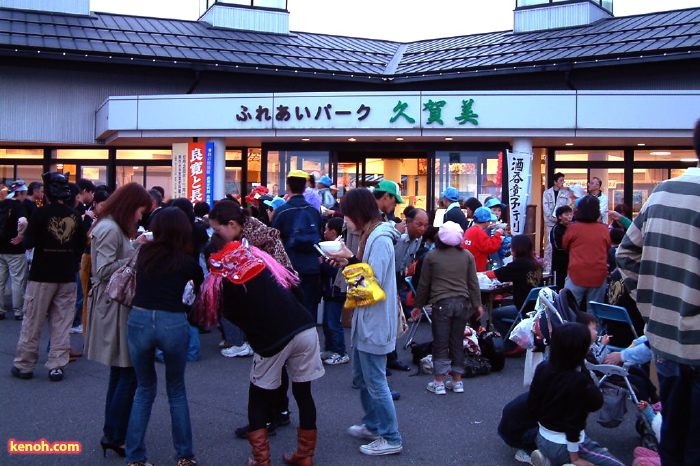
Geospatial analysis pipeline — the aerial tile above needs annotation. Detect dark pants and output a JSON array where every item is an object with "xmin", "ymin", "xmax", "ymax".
[
  {"xmin": 104, "ymin": 366, "xmax": 137, "ymax": 445},
  {"xmin": 431, "ymin": 297, "xmax": 469, "ymax": 375},
  {"xmin": 656, "ymin": 358, "xmax": 700, "ymax": 466},
  {"xmin": 248, "ymin": 379, "xmax": 315, "ymax": 431},
  {"xmin": 322, "ymin": 299, "xmax": 346, "ymax": 355},
  {"xmin": 299, "ymin": 274, "xmax": 320, "ymax": 318}
]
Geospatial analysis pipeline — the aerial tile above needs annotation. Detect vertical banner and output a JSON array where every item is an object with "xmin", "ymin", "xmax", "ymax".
[
  {"xmin": 204, "ymin": 142, "xmax": 214, "ymax": 206},
  {"xmin": 172, "ymin": 143, "xmax": 188, "ymax": 199},
  {"xmin": 506, "ymin": 150, "xmax": 533, "ymax": 235},
  {"xmin": 187, "ymin": 142, "xmax": 206, "ymax": 204}
]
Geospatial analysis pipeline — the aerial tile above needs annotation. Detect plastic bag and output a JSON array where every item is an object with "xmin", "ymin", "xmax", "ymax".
[
  {"xmin": 523, "ymin": 348, "xmax": 544, "ymax": 388},
  {"xmin": 509, "ymin": 316, "xmax": 536, "ymax": 349}
]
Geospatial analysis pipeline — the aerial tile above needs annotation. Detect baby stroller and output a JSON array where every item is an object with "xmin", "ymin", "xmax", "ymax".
[{"xmin": 585, "ymin": 360, "xmax": 659, "ymax": 451}]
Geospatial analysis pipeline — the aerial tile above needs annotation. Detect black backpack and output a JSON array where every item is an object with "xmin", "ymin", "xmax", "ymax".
[
  {"xmin": 478, "ymin": 327, "xmax": 506, "ymax": 372},
  {"xmin": 284, "ymin": 206, "xmax": 321, "ymax": 253}
]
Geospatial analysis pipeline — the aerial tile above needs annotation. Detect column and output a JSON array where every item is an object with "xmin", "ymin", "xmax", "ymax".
[
  {"xmin": 383, "ymin": 159, "xmax": 403, "ymax": 185},
  {"xmin": 208, "ymin": 137, "xmax": 226, "ymax": 201}
]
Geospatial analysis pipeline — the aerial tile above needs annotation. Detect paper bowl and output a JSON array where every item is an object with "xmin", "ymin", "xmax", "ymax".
[{"xmin": 318, "ymin": 241, "xmax": 342, "ymax": 253}]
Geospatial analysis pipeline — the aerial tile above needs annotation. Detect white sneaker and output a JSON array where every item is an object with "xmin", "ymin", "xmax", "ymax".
[
  {"xmin": 359, "ymin": 438, "xmax": 402, "ymax": 456},
  {"xmin": 445, "ymin": 379, "xmax": 464, "ymax": 393},
  {"xmin": 427, "ymin": 381, "xmax": 446, "ymax": 395},
  {"xmin": 515, "ymin": 448, "xmax": 533, "ymax": 464},
  {"xmin": 530, "ymin": 450, "xmax": 551, "ymax": 466},
  {"xmin": 324, "ymin": 353, "xmax": 350, "ymax": 365},
  {"xmin": 347, "ymin": 424, "xmax": 379, "ymax": 441},
  {"xmin": 221, "ymin": 343, "xmax": 253, "ymax": 358},
  {"xmin": 319, "ymin": 350, "xmax": 334, "ymax": 360},
  {"xmin": 70, "ymin": 325, "xmax": 83, "ymax": 334}
]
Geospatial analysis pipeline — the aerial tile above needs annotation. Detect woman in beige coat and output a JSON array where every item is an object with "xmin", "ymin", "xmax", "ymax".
[{"xmin": 84, "ymin": 183, "xmax": 152, "ymax": 457}]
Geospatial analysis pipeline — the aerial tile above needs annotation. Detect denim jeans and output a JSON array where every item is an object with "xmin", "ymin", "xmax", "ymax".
[
  {"xmin": 536, "ymin": 433, "xmax": 624, "ymax": 466},
  {"xmin": 655, "ymin": 357, "xmax": 700, "ymax": 466},
  {"xmin": 431, "ymin": 297, "xmax": 469, "ymax": 375},
  {"xmin": 322, "ymin": 299, "xmax": 346, "ymax": 355},
  {"xmin": 351, "ymin": 347, "xmax": 401, "ymax": 445},
  {"xmin": 126, "ymin": 309, "xmax": 194, "ymax": 463},
  {"xmin": 73, "ymin": 272, "xmax": 83, "ymax": 327},
  {"xmin": 221, "ymin": 318, "xmax": 246, "ymax": 347},
  {"xmin": 103, "ymin": 366, "xmax": 137, "ymax": 445},
  {"xmin": 565, "ymin": 276, "xmax": 606, "ymax": 310}
]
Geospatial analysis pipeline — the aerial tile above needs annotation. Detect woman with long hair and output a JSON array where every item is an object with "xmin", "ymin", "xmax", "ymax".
[
  {"xmin": 411, "ymin": 221, "xmax": 483, "ymax": 396},
  {"xmin": 84, "ymin": 182, "xmax": 152, "ymax": 458},
  {"xmin": 325, "ymin": 187, "xmax": 403, "ymax": 456},
  {"xmin": 125, "ymin": 207, "xmax": 203, "ymax": 466},
  {"xmin": 563, "ymin": 195, "xmax": 611, "ymax": 309}
]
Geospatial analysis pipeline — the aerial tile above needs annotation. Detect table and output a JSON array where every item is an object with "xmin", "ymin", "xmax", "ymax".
[{"xmin": 479, "ymin": 283, "xmax": 513, "ymax": 325}]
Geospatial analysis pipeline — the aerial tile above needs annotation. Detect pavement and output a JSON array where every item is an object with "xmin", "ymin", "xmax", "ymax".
[{"xmin": 0, "ymin": 316, "xmax": 641, "ymax": 465}]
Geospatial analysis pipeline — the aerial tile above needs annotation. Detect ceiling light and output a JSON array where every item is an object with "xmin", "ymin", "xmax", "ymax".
[
  {"xmin": 680, "ymin": 158, "xmax": 699, "ymax": 162},
  {"xmin": 565, "ymin": 143, "xmax": 574, "ymax": 146},
  {"xmin": 650, "ymin": 151, "xmax": 671, "ymax": 156},
  {"xmin": 348, "ymin": 138, "xmax": 356, "ymax": 142},
  {"xmin": 637, "ymin": 143, "xmax": 645, "ymax": 146},
  {"xmin": 444, "ymin": 137, "xmax": 453, "ymax": 141},
  {"xmin": 301, "ymin": 138, "xmax": 310, "ymax": 141},
  {"xmin": 396, "ymin": 137, "xmax": 404, "ymax": 141}
]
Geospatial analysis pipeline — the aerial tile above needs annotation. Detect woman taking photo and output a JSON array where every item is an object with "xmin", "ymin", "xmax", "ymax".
[
  {"xmin": 411, "ymin": 221, "xmax": 483, "ymax": 396},
  {"xmin": 325, "ymin": 188, "xmax": 403, "ymax": 456},
  {"xmin": 126, "ymin": 207, "xmax": 204, "ymax": 466},
  {"xmin": 84, "ymin": 183, "xmax": 152, "ymax": 457}
]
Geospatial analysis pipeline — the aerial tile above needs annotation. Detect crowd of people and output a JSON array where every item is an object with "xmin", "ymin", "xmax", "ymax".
[{"xmin": 2, "ymin": 119, "xmax": 699, "ymax": 465}]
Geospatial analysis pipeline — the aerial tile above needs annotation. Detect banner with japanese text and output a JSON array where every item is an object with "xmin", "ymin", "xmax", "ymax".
[
  {"xmin": 506, "ymin": 150, "xmax": 533, "ymax": 236},
  {"xmin": 186, "ymin": 142, "xmax": 214, "ymax": 206},
  {"xmin": 172, "ymin": 143, "xmax": 188, "ymax": 199}
]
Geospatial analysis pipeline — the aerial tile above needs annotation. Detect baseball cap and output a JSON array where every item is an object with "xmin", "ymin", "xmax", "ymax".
[
  {"xmin": 484, "ymin": 198, "xmax": 505, "ymax": 209},
  {"xmin": 287, "ymin": 170, "xmax": 309, "ymax": 179},
  {"xmin": 375, "ymin": 180, "xmax": 404, "ymax": 204},
  {"xmin": 442, "ymin": 186, "xmax": 460, "ymax": 202},
  {"xmin": 264, "ymin": 196, "xmax": 286, "ymax": 210},
  {"xmin": 438, "ymin": 221, "xmax": 464, "ymax": 246},
  {"xmin": 318, "ymin": 175, "xmax": 333, "ymax": 187},
  {"xmin": 473, "ymin": 206, "xmax": 497, "ymax": 223},
  {"xmin": 7, "ymin": 180, "xmax": 28, "ymax": 198}
]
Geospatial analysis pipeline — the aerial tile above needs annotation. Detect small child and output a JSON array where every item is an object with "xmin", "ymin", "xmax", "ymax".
[{"xmin": 319, "ymin": 217, "xmax": 349, "ymax": 365}]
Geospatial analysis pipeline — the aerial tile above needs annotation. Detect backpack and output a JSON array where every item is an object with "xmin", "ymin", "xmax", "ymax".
[
  {"xmin": 0, "ymin": 200, "xmax": 15, "ymax": 242},
  {"xmin": 284, "ymin": 206, "xmax": 321, "ymax": 253},
  {"xmin": 478, "ymin": 327, "xmax": 506, "ymax": 372}
]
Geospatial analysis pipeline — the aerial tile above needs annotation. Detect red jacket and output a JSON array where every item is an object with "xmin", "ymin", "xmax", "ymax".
[
  {"xmin": 462, "ymin": 226, "xmax": 502, "ymax": 272},
  {"xmin": 563, "ymin": 222, "xmax": 610, "ymax": 287}
]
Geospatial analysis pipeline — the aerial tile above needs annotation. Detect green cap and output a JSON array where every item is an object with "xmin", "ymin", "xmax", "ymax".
[{"xmin": 376, "ymin": 180, "xmax": 404, "ymax": 203}]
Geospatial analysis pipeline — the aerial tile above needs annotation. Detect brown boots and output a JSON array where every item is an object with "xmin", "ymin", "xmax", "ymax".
[
  {"xmin": 247, "ymin": 429, "xmax": 270, "ymax": 466},
  {"xmin": 283, "ymin": 428, "xmax": 317, "ymax": 466},
  {"xmin": 248, "ymin": 427, "xmax": 317, "ymax": 466}
]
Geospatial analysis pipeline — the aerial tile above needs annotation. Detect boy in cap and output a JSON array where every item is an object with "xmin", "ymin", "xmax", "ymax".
[
  {"xmin": 316, "ymin": 175, "xmax": 336, "ymax": 210},
  {"xmin": 462, "ymin": 206, "xmax": 503, "ymax": 272},
  {"xmin": 441, "ymin": 186, "xmax": 468, "ymax": 231}
]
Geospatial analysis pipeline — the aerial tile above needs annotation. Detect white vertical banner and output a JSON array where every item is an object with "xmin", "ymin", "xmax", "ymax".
[
  {"xmin": 506, "ymin": 150, "xmax": 533, "ymax": 236},
  {"xmin": 172, "ymin": 143, "xmax": 188, "ymax": 199}
]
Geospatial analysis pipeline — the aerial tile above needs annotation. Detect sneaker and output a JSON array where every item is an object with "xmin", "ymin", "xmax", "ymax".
[
  {"xmin": 319, "ymin": 350, "xmax": 335, "ymax": 360},
  {"xmin": 70, "ymin": 324, "xmax": 83, "ymax": 334},
  {"xmin": 347, "ymin": 424, "xmax": 380, "ymax": 441},
  {"xmin": 49, "ymin": 368, "xmax": 64, "ymax": 382},
  {"xmin": 218, "ymin": 340, "xmax": 231, "ymax": 348},
  {"xmin": 530, "ymin": 449, "xmax": 552, "ymax": 466},
  {"xmin": 359, "ymin": 438, "xmax": 403, "ymax": 456},
  {"xmin": 221, "ymin": 343, "xmax": 253, "ymax": 358},
  {"xmin": 427, "ymin": 381, "xmax": 446, "ymax": 395},
  {"xmin": 177, "ymin": 458, "xmax": 197, "ymax": 466},
  {"xmin": 515, "ymin": 448, "xmax": 533, "ymax": 464},
  {"xmin": 445, "ymin": 379, "xmax": 464, "ymax": 393},
  {"xmin": 390, "ymin": 388, "xmax": 401, "ymax": 400},
  {"xmin": 10, "ymin": 366, "xmax": 33, "ymax": 380},
  {"xmin": 324, "ymin": 353, "xmax": 350, "ymax": 365}
]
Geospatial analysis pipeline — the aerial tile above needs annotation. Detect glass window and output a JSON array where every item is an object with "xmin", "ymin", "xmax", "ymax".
[
  {"xmin": 0, "ymin": 148, "xmax": 43, "ymax": 159},
  {"xmin": 50, "ymin": 163, "xmax": 77, "ymax": 182},
  {"xmin": 116, "ymin": 149, "xmax": 171, "ymax": 160},
  {"xmin": 634, "ymin": 150, "xmax": 698, "ymax": 162},
  {"xmin": 555, "ymin": 150, "xmax": 623, "ymax": 162},
  {"xmin": 226, "ymin": 150, "xmax": 243, "ymax": 161},
  {"xmin": 54, "ymin": 149, "xmax": 108, "ymax": 159},
  {"xmin": 16, "ymin": 166, "xmax": 44, "ymax": 186},
  {"xmin": 556, "ymin": 168, "xmax": 623, "ymax": 220},
  {"xmin": 146, "ymin": 166, "xmax": 173, "ymax": 200},
  {"xmin": 81, "ymin": 166, "xmax": 108, "ymax": 186},
  {"xmin": 226, "ymin": 167, "xmax": 242, "ymax": 200},
  {"xmin": 435, "ymin": 151, "xmax": 503, "ymax": 206},
  {"xmin": 115, "ymin": 166, "xmax": 145, "ymax": 187},
  {"xmin": 632, "ymin": 168, "xmax": 670, "ymax": 214},
  {"xmin": 1, "ymin": 165, "xmax": 14, "ymax": 186},
  {"xmin": 266, "ymin": 150, "xmax": 330, "ymax": 195}
]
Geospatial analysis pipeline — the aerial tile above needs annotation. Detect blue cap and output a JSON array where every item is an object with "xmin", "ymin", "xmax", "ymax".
[
  {"xmin": 442, "ymin": 186, "xmax": 460, "ymax": 202},
  {"xmin": 484, "ymin": 198, "xmax": 505, "ymax": 209},
  {"xmin": 264, "ymin": 196, "xmax": 286, "ymax": 210},
  {"xmin": 473, "ymin": 206, "xmax": 497, "ymax": 223},
  {"xmin": 318, "ymin": 175, "xmax": 333, "ymax": 187},
  {"xmin": 574, "ymin": 197, "xmax": 583, "ymax": 208}
]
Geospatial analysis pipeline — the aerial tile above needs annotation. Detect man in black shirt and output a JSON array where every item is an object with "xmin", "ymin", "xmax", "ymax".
[
  {"xmin": 11, "ymin": 172, "xmax": 86, "ymax": 382},
  {"xmin": 0, "ymin": 181, "xmax": 28, "ymax": 320}
]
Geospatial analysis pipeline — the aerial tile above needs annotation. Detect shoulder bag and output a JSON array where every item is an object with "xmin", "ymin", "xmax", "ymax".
[{"xmin": 106, "ymin": 246, "xmax": 140, "ymax": 306}]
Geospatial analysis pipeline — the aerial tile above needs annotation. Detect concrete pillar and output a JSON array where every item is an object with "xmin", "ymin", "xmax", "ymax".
[
  {"xmin": 208, "ymin": 137, "xmax": 226, "ymax": 200},
  {"xmin": 383, "ymin": 159, "xmax": 403, "ymax": 186}
]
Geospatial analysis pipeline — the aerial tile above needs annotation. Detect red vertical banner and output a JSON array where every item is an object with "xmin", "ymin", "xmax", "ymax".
[{"xmin": 187, "ymin": 143, "xmax": 206, "ymax": 203}]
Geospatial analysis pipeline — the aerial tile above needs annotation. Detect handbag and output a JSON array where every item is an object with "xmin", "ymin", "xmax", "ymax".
[{"xmin": 106, "ymin": 246, "xmax": 140, "ymax": 306}]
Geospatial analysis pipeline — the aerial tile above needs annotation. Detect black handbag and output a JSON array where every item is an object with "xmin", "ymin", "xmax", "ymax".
[{"xmin": 478, "ymin": 324, "xmax": 506, "ymax": 372}]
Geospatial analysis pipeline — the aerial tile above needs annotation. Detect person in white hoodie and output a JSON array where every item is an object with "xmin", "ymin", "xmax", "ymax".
[{"xmin": 326, "ymin": 187, "xmax": 403, "ymax": 456}]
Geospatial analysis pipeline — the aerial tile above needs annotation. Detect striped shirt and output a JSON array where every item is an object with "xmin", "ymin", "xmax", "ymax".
[{"xmin": 616, "ymin": 167, "xmax": 700, "ymax": 365}]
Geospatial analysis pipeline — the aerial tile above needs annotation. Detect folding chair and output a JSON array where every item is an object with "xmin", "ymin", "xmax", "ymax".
[
  {"xmin": 504, "ymin": 286, "xmax": 553, "ymax": 340},
  {"xmin": 588, "ymin": 301, "xmax": 639, "ymax": 352},
  {"xmin": 402, "ymin": 276, "xmax": 432, "ymax": 349}
]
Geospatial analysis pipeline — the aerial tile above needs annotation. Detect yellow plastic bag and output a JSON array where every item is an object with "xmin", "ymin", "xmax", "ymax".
[{"xmin": 342, "ymin": 263, "xmax": 386, "ymax": 308}]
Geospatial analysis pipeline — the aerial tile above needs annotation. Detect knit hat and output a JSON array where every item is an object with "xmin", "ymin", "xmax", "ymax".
[
  {"xmin": 442, "ymin": 186, "xmax": 460, "ymax": 202},
  {"xmin": 473, "ymin": 206, "xmax": 497, "ymax": 223},
  {"xmin": 438, "ymin": 221, "xmax": 464, "ymax": 246},
  {"xmin": 318, "ymin": 175, "xmax": 333, "ymax": 187}
]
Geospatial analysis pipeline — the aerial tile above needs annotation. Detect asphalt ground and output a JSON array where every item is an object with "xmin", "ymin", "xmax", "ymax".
[{"xmin": 0, "ymin": 315, "xmax": 641, "ymax": 465}]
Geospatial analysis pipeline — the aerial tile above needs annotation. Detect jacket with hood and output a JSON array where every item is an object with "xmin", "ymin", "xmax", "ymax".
[{"xmin": 350, "ymin": 222, "xmax": 400, "ymax": 355}]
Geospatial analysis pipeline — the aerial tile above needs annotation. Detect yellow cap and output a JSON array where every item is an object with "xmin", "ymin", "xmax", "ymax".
[{"xmin": 287, "ymin": 170, "xmax": 309, "ymax": 179}]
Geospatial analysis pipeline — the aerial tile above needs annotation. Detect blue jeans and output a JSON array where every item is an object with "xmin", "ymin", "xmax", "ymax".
[
  {"xmin": 126, "ymin": 309, "xmax": 194, "ymax": 463},
  {"xmin": 221, "ymin": 318, "xmax": 246, "ymax": 347},
  {"xmin": 655, "ymin": 357, "xmax": 700, "ymax": 466},
  {"xmin": 103, "ymin": 366, "xmax": 137, "ymax": 445},
  {"xmin": 73, "ymin": 271, "xmax": 82, "ymax": 327},
  {"xmin": 565, "ymin": 276, "xmax": 606, "ymax": 309},
  {"xmin": 322, "ymin": 299, "xmax": 346, "ymax": 355},
  {"xmin": 351, "ymin": 347, "xmax": 401, "ymax": 445},
  {"xmin": 536, "ymin": 433, "xmax": 623, "ymax": 466},
  {"xmin": 156, "ymin": 325, "xmax": 200, "ymax": 362}
]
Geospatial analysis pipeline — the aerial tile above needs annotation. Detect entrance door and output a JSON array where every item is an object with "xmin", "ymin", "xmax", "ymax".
[{"xmin": 336, "ymin": 152, "xmax": 430, "ymax": 211}]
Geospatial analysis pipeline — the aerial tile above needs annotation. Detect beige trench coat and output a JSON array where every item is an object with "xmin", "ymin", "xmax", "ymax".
[{"xmin": 84, "ymin": 217, "xmax": 136, "ymax": 368}]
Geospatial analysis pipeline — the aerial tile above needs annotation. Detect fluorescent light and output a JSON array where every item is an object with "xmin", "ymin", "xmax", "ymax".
[
  {"xmin": 301, "ymin": 138, "xmax": 310, "ymax": 141},
  {"xmin": 680, "ymin": 158, "xmax": 699, "ymax": 162},
  {"xmin": 637, "ymin": 143, "xmax": 645, "ymax": 146},
  {"xmin": 396, "ymin": 137, "xmax": 404, "ymax": 141},
  {"xmin": 650, "ymin": 151, "xmax": 672, "ymax": 156},
  {"xmin": 565, "ymin": 143, "xmax": 574, "ymax": 146},
  {"xmin": 348, "ymin": 138, "xmax": 357, "ymax": 142},
  {"xmin": 444, "ymin": 137, "xmax": 453, "ymax": 141}
]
